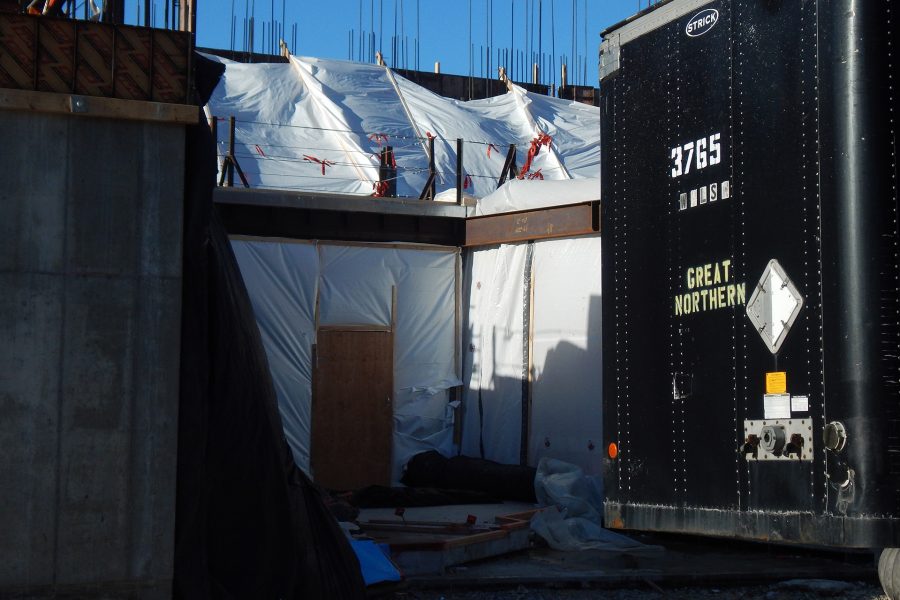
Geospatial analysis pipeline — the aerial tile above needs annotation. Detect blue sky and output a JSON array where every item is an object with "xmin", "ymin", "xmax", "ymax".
[{"xmin": 128, "ymin": 1, "xmax": 645, "ymax": 85}]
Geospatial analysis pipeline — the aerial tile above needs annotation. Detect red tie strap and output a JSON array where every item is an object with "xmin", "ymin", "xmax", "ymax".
[
  {"xmin": 302, "ymin": 154, "xmax": 335, "ymax": 175},
  {"xmin": 518, "ymin": 132, "xmax": 552, "ymax": 179}
]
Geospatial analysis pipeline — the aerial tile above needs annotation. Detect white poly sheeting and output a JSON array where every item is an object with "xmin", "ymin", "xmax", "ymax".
[
  {"xmin": 462, "ymin": 236, "xmax": 602, "ymax": 474},
  {"xmin": 232, "ymin": 240, "xmax": 318, "ymax": 471},
  {"xmin": 529, "ymin": 236, "xmax": 603, "ymax": 475},
  {"xmin": 531, "ymin": 458, "xmax": 659, "ymax": 553},
  {"xmin": 461, "ymin": 244, "xmax": 528, "ymax": 465},
  {"xmin": 205, "ymin": 54, "xmax": 600, "ymax": 199},
  {"xmin": 476, "ymin": 178, "xmax": 601, "ymax": 216},
  {"xmin": 232, "ymin": 239, "xmax": 459, "ymax": 482}
]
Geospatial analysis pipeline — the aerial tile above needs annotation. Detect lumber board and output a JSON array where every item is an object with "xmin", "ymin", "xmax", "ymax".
[
  {"xmin": 387, "ymin": 527, "xmax": 532, "ymax": 575},
  {"xmin": 495, "ymin": 507, "xmax": 547, "ymax": 529},
  {"xmin": 0, "ymin": 88, "xmax": 197, "ymax": 124},
  {"xmin": 441, "ymin": 529, "xmax": 509, "ymax": 548},
  {"xmin": 359, "ymin": 522, "xmax": 493, "ymax": 536}
]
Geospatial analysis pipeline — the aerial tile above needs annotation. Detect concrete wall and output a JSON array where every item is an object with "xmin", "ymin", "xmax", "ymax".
[{"xmin": 0, "ymin": 110, "xmax": 184, "ymax": 598}]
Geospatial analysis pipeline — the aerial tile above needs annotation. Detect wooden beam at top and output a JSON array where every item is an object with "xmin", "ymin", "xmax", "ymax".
[
  {"xmin": 464, "ymin": 201, "xmax": 600, "ymax": 247},
  {"xmin": 0, "ymin": 89, "xmax": 198, "ymax": 124},
  {"xmin": 180, "ymin": 0, "xmax": 197, "ymax": 33}
]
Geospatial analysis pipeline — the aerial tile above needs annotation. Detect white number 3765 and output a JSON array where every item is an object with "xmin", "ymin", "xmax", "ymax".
[{"xmin": 671, "ymin": 133, "xmax": 721, "ymax": 178}]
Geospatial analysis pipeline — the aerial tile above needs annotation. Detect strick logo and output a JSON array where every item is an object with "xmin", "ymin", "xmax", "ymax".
[{"xmin": 685, "ymin": 8, "xmax": 719, "ymax": 37}]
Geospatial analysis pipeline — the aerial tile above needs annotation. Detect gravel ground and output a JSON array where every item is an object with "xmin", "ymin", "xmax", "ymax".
[{"xmin": 392, "ymin": 580, "xmax": 888, "ymax": 600}]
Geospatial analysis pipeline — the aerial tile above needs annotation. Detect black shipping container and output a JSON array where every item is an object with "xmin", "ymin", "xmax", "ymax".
[{"xmin": 600, "ymin": 0, "xmax": 898, "ymax": 555}]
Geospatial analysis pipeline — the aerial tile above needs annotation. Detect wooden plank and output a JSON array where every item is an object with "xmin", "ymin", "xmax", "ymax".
[
  {"xmin": 0, "ymin": 88, "xmax": 197, "ymax": 124},
  {"xmin": 365, "ymin": 519, "xmax": 474, "ymax": 526},
  {"xmin": 360, "ymin": 523, "xmax": 493, "ymax": 535},
  {"xmin": 311, "ymin": 329, "xmax": 393, "ymax": 490},
  {"xmin": 495, "ymin": 507, "xmax": 547, "ymax": 529},
  {"xmin": 495, "ymin": 508, "xmax": 545, "ymax": 523},
  {"xmin": 442, "ymin": 527, "xmax": 531, "ymax": 569},
  {"xmin": 391, "ymin": 285, "xmax": 397, "ymax": 332},
  {"xmin": 440, "ymin": 529, "xmax": 509, "ymax": 548},
  {"xmin": 464, "ymin": 201, "xmax": 600, "ymax": 247},
  {"xmin": 387, "ymin": 527, "xmax": 532, "ymax": 575}
]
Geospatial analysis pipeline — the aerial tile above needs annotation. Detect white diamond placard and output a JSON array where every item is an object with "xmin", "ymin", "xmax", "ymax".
[{"xmin": 745, "ymin": 259, "xmax": 804, "ymax": 354}]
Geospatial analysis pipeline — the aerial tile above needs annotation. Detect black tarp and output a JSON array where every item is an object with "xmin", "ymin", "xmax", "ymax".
[
  {"xmin": 173, "ymin": 54, "xmax": 366, "ymax": 600},
  {"xmin": 401, "ymin": 451, "xmax": 537, "ymax": 503}
]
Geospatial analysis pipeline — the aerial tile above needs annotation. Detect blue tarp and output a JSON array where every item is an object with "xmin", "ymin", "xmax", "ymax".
[{"xmin": 349, "ymin": 540, "xmax": 402, "ymax": 586}]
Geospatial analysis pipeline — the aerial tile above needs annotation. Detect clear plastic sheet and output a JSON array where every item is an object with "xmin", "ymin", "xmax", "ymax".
[{"xmin": 531, "ymin": 458, "xmax": 659, "ymax": 554}]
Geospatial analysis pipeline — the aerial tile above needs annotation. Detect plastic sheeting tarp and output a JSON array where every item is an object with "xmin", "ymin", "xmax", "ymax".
[
  {"xmin": 348, "ymin": 540, "xmax": 402, "ymax": 586},
  {"xmin": 204, "ymin": 54, "xmax": 600, "ymax": 199},
  {"xmin": 461, "ymin": 244, "xmax": 529, "ymax": 465},
  {"xmin": 461, "ymin": 236, "xmax": 602, "ymax": 474},
  {"xmin": 232, "ymin": 240, "xmax": 459, "ymax": 483},
  {"xmin": 531, "ymin": 458, "xmax": 658, "ymax": 554},
  {"xmin": 476, "ymin": 178, "xmax": 601, "ymax": 216},
  {"xmin": 529, "ymin": 236, "xmax": 603, "ymax": 475},
  {"xmin": 231, "ymin": 241, "xmax": 319, "ymax": 472}
]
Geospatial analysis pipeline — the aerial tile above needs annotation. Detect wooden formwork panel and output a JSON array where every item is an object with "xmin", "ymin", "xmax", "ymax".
[
  {"xmin": 114, "ymin": 26, "xmax": 151, "ymax": 100},
  {"xmin": 74, "ymin": 21, "xmax": 113, "ymax": 96},
  {"xmin": 36, "ymin": 18, "xmax": 75, "ymax": 93},
  {"xmin": 0, "ymin": 15, "xmax": 35, "ymax": 89},
  {"xmin": 0, "ymin": 13, "xmax": 191, "ymax": 103},
  {"xmin": 151, "ymin": 28, "xmax": 189, "ymax": 103}
]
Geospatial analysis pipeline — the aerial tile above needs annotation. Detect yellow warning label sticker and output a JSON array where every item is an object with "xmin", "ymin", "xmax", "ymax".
[{"xmin": 766, "ymin": 372, "xmax": 787, "ymax": 395}]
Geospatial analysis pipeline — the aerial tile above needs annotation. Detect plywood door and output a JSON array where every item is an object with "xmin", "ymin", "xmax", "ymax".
[{"xmin": 311, "ymin": 329, "xmax": 393, "ymax": 490}]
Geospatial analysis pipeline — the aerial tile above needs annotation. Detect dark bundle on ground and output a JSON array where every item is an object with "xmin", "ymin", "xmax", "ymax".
[{"xmin": 402, "ymin": 451, "xmax": 537, "ymax": 503}]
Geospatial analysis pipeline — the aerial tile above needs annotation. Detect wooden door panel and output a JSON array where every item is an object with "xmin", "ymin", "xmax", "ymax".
[{"xmin": 311, "ymin": 329, "xmax": 393, "ymax": 490}]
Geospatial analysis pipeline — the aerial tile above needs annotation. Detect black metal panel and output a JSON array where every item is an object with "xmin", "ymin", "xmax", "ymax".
[
  {"xmin": 817, "ymin": 0, "xmax": 899, "ymax": 519},
  {"xmin": 601, "ymin": 0, "xmax": 898, "ymax": 548},
  {"xmin": 603, "ymin": 0, "xmax": 743, "ymax": 513},
  {"xmin": 217, "ymin": 203, "xmax": 464, "ymax": 246},
  {"xmin": 730, "ymin": 0, "xmax": 821, "ymax": 515}
]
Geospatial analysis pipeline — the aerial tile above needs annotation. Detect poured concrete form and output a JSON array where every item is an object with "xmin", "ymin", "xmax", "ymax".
[{"xmin": 0, "ymin": 100, "xmax": 186, "ymax": 598}]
